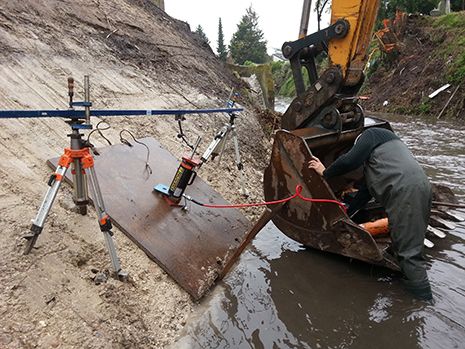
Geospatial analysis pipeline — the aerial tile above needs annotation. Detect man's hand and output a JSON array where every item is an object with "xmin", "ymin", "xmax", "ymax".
[{"xmin": 308, "ymin": 156, "xmax": 325, "ymax": 176}]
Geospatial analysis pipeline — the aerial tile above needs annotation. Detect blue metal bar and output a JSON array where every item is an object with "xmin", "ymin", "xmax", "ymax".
[{"xmin": 0, "ymin": 108, "xmax": 243, "ymax": 119}]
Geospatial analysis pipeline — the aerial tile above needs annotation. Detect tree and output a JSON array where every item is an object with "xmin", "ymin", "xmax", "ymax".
[
  {"xmin": 195, "ymin": 25, "xmax": 210, "ymax": 45},
  {"xmin": 229, "ymin": 6, "xmax": 269, "ymax": 65},
  {"xmin": 314, "ymin": 0, "xmax": 331, "ymax": 31},
  {"xmin": 217, "ymin": 18, "xmax": 227, "ymax": 61},
  {"xmin": 379, "ymin": 0, "xmax": 437, "ymax": 18},
  {"xmin": 451, "ymin": 0, "xmax": 465, "ymax": 11}
]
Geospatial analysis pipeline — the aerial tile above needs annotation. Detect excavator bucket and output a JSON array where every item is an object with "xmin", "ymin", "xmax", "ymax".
[{"xmin": 263, "ymin": 118, "xmax": 400, "ymax": 270}]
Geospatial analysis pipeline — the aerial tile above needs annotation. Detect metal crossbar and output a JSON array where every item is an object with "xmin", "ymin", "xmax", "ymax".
[{"xmin": 0, "ymin": 108, "xmax": 243, "ymax": 119}]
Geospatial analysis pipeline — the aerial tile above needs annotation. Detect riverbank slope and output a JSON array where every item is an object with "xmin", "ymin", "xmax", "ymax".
[
  {"xmin": 362, "ymin": 12, "xmax": 465, "ymax": 119},
  {"xmin": 0, "ymin": 1, "xmax": 269, "ymax": 347}
]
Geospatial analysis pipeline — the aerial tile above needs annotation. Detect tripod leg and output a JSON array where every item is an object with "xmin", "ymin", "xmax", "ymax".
[
  {"xmin": 217, "ymin": 130, "xmax": 229, "ymax": 165},
  {"xmin": 85, "ymin": 164, "xmax": 127, "ymax": 279},
  {"xmin": 206, "ymin": 125, "xmax": 228, "ymax": 162},
  {"xmin": 24, "ymin": 164, "xmax": 69, "ymax": 255},
  {"xmin": 72, "ymin": 158, "xmax": 89, "ymax": 215},
  {"xmin": 231, "ymin": 128, "xmax": 249, "ymax": 197}
]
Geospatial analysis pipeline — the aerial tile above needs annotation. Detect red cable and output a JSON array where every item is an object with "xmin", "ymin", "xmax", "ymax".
[
  {"xmin": 195, "ymin": 185, "xmax": 347, "ymax": 212},
  {"xmin": 198, "ymin": 191, "xmax": 299, "ymax": 209},
  {"xmin": 294, "ymin": 185, "xmax": 347, "ymax": 211}
]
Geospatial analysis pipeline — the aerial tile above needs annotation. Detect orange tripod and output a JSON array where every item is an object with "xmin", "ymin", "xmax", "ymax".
[{"xmin": 23, "ymin": 77, "xmax": 127, "ymax": 279}]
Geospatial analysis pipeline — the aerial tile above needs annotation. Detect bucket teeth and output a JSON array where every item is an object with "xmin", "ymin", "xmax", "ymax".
[
  {"xmin": 424, "ymin": 238, "xmax": 434, "ymax": 249},
  {"xmin": 427, "ymin": 225, "xmax": 446, "ymax": 239},
  {"xmin": 448, "ymin": 210, "xmax": 465, "ymax": 222},
  {"xmin": 430, "ymin": 216, "xmax": 456, "ymax": 230}
]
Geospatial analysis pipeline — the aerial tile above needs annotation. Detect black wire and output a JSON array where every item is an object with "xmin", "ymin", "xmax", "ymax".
[
  {"xmin": 87, "ymin": 120, "xmax": 112, "ymax": 146},
  {"xmin": 177, "ymin": 120, "xmax": 194, "ymax": 150},
  {"xmin": 119, "ymin": 129, "xmax": 153, "ymax": 175},
  {"xmin": 182, "ymin": 195, "xmax": 205, "ymax": 207}
]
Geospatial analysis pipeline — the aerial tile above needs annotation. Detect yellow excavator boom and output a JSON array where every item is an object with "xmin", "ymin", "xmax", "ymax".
[{"xmin": 329, "ymin": 0, "xmax": 381, "ymax": 86}]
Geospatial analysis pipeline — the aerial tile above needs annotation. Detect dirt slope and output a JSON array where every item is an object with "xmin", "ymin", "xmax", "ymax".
[
  {"xmin": 0, "ymin": 1, "xmax": 269, "ymax": 348},
  {"xmin": 362, "ymin": 12, "xmax": 465, "ymax": 119}
]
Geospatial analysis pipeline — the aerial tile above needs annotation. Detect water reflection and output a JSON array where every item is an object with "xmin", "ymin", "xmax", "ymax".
[
  {"xmin": 175, "ymin": 226, "xmax": 309, "ymax": 349},
  {"xmin": 173, "ymin": 112, "xmax": 465, "ymax": 349}
]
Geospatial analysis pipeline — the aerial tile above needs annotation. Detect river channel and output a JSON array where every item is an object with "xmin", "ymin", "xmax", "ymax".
[{"xmin": 173, "ymin": 100, "xmax": 465, "ymax": 349}]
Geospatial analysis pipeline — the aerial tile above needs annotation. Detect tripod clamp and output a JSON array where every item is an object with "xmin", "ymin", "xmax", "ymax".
[{"xmin": 67, "ymin": 76, "xmax": 93, "ymax": 130}]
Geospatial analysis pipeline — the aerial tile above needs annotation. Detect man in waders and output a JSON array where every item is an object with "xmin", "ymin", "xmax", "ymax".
[{"xmin": 309, "ymin": 127, "xmax": 433, "ymax": 300}]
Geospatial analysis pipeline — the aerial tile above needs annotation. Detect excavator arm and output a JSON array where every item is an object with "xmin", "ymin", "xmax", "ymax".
[
  {"xmin": 281, "ymin": 0, "xmax": 380, "ymax": 131},
  {"xmin": 329, "ymin": 0, "xmax": 380, "ymax": 87},
  {"xmin": 261, "ymin": 1, "xmax": 401, "ymax": 271}
]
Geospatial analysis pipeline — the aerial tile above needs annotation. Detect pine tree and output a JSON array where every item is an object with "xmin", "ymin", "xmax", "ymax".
[
  {"xmin": 217, "ymin": 18, "xmax": 227, "ymax": 61},
  {"xmin": 379, "ymin": 0, "xmax": 437, "ymax": 18},
  {"xmin": 195, "ymin": 25, "xmax": 210, "ymax": 45},
  {"xmin": 229, "ymin": 6, "xmax": 269, "ymax": 65}
]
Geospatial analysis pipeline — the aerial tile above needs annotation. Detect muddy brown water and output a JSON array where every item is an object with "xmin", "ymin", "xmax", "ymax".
[{"xmin": 173, "ymin": 107, "xmax": 465, "ymax": 349}]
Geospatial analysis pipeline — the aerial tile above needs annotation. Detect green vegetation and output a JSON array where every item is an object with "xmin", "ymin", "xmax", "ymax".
[
  {"xmin": 378, "ymin": 0, "xmax": 437, "ymax": 17},
  {"xmin": 273, "ymin": 54, "xmax": 329, "ymax": 97},
  {"xmin": 278, "ymin": 69, "xmax": 312, "ymax": 97},
  {"xmin": 448, "ymin": 52, "xmax": 465, "ymax": 84},
  {"xmin": 271, "ymin": 61, "xmax": 290, "ymax": 87},
  {"xmin": 416, "ymin": 100, "xmax": 432, "ymax": 114},
  {"xmin": 365, "ymin": 42, "xmax": 383, "ymax": 79},
  {"xmin": 393, "ymin": 106, "xmax": 409, "ymax": 114},
  {"xmin": 391, "ymin": 100, "xmax": 431, "ymax": 116},
  {"xmin": 266, "ymin": 3, "xmax": 465, "ymax": 104},
  {"xmin": 217, "ymin": 18, "xmax": 227, "ymax": 61},
  {"xmin": 314, "ymin": 0, "xmax": 331, "ymax": 31},
  {"xmin": 194, "ymin": 25, "xmax": 210, "ymax": 45},
  {"xmin": 270, "ymin": 61, "xmax": 292, "ymax": 97},
  {"xmin": 433, "ymin": 11, "xmax": 465, "ymax": 27},
  {"xmin": 451, "ymin": 0, "xmax": 465, "ymax": 11},
  {"xmin": 229, "ymin": 62, "xmax": 275, "ymax": 109},
  {"xmin": 432, "ymin": 12, "xmax": 465, "ymax": 83},
  {"xmin": 229, "ymin": 6, "xmax": 268, "ymax": 65}
]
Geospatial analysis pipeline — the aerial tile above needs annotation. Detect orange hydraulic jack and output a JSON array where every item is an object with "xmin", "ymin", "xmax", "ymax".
[{"xmin": 23, "ymin": 76, "xmax": 127, "ymax": 279}]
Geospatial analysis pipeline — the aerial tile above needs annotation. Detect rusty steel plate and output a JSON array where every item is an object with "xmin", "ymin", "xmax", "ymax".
[{"xmin": 48, "ymin": 137, "xmax": 251, "ymax": 300}]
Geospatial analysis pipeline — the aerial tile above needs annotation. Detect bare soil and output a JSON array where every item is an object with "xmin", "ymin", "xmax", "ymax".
[
  {"xmin": 0, "ymin": 1, "xmax": 270, "ymax": 348},
  {"xmin": 362, "ymin": 14, "xmax": 465, "ymax": 119}
]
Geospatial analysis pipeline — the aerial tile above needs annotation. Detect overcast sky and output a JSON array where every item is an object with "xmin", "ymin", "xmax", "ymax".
[{"xmin": 165, "ymin": 0, "xmax": 330, "ymax": 55}]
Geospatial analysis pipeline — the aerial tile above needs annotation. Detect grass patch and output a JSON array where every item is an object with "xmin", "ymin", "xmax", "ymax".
[
  {"xmin": 399, "ymin": 99, "xmax": 432, "ymax": 116},
  {"xmin": 279, "ymin": 74, "xmax": 298, "ymax": 97},
  {"xmin": 416, "ymin": 100, "xmax": 432, "ymax": 114},
  {"xmin": 392, "ymin": 105, "xmax": 410, "ymax": 115},
  {"xmin": 458, "ymin": 36, "xmax": 465, "ymax": 46},
  {"xmin": 430, "ymin": 12, "xmax": 465, "ymax": 84},
  {"xmin": 433, "ymin": 12, "xmax": 465, "ymax": 28},
  {"xmin": 448, "ymin": 52, "xmax": 465, "ymax": 83}
]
